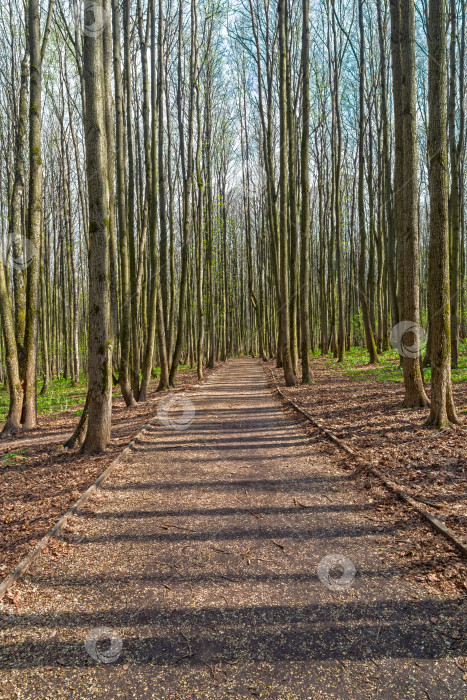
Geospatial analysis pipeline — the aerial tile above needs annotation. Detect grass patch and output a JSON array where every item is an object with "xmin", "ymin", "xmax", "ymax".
[
  {"xmin": 1, "ymin": 449, "xmax": 29, "ymax": 466},
  {"xmin": 0, "ymin": 374, "xmax": 90, "ymax": 423},
  {"xmin": 317, "ymin": 342, "xmax": 467, "ymax": 384},
  {"xmin": 0, "ymin": 364, "xmax": 196, "ymax": 423}
]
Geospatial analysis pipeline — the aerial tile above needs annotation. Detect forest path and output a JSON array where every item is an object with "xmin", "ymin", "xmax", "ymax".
[{"xmin": 0, "ymin": 358, "xmax": 464, "ymax": 699}]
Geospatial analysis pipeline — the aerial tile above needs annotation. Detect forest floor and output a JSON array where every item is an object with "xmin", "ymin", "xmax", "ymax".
[
  {"xmin": 268, "ymin": 348, "xmax": 467, "ymax": 552},
  {"xmin": 0, "ymin": 365, "xmax": 217, "ymax": 579},
  {"xmin": 0, "ymin": 358, "xmax": 465, "ymax": 698}
]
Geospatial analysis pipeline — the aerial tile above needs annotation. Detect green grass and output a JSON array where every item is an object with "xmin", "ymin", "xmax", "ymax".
[
  {"xmin": 0, "ymin": 363, "xmax": 198, "ymax": 423},
  {"xmin": 1, "ymin": 449, "xmax": 29, "ymax": 466},
  {"xmin": 316, "ymin": 341, "xmax": 467, "ymax": 384},
  {"xmin": 0, "ymin": 373, "xmax": 90, "ymax": 423}
]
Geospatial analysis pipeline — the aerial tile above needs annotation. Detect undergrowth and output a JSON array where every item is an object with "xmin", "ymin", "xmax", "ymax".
[
  {"xmin": 0, "ymin": 364, "xmax": 195, "ymax": 422},
  {"xmin": 317, "ymin": 341, "xmax": 467, "ymax": 383}
]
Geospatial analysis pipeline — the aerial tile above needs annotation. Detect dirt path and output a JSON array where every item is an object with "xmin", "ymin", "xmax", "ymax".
[{"xmin": 0, "ymin": 358, "xmax": 465, "ymax": 699}]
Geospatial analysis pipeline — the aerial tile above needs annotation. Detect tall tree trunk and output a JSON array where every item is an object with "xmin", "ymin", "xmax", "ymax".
[
  {"xmin": 1, "ymin": 45, "xmax": 29, "ymax": 435},
  {"xmin": 426, "ymin": 0, "xmax": 459, "ymax": 426},
  {"xmin": 103, "ymin": 0, "xmax": 119, "ymax": 349},
  {"xmin": 285, "ymin": 0, "xmax": 299, "ymax": 374},
  {"xmin": 389, "ymin": 0, "xmax": 404, "ymax": 330},
  {"xmin": 330, "ymin": 4, "xmax": 345, "ymax": 363},
  {"xmin": 221, "ymin": 159, "xmax": 229, "ymax": 360},
  {"xmin": 11, "ymin": 52, "xmax": 29, "ymax": 374},
  {"xmin": 169, "ymin": 0, "xmax": 197, "ymax": 386},
  {"xmin": 112, "ymin": 0, "xmax": 136, "ymax": 406},
  {"xmin": 21, "ymin": 0, "xmax": 43, "ymax": 430},
  {"xmin": 448, "ymin": 0, "xmax": 460, "ymax": 368},
  {"xmin": 158, "ymin": 0, "xmax": 169, "ymax": 360},
  {"xmin": 205, "ymin": 48, "xmax": 216, "ymax": 369},
  {"xmin": 81, "ymin": 0, "xmax": 113, "ymax": 453},
  {"xmin": 358, "ymin": 0, "xmax": 378, "ymax": 364},
  {"xmin": 39, "ymin": 232, "xmax": 50, "ymax": 394},
  {"xmin": 166, "ymin": 70, "xmax": 176, "ymax": 364},
  {"xmin": 195, "ymin": 93, "xmax": 205, "ymax": 379},
  {"xmin": 240, "ymin": 59, "xmax": 261, "ymax": 362},
  {"xmin": 141, "ymin": 0, "xmax": 169, "ymax": 398},
  {"xmin": 124, "ymin": 0, "xmax": 141, "ymax": 399},
  {"xmin": 137, "ymin": 0, "xmax": 153, "ymax": 402},
  {"xmin": 300, "ymin": 0, "xmax": 312, "ymax": 383},
  {"xmin": 458, "ymin": 0, "xmax": 466, "ymax": 342},
  {"xmin": 316, "ymin": 129, "xmax": 328, "ymax": 355},
  {"xmin": 398, "ymin": 0, "xmax": 429, "ymax": 406},
  {"xmin": 377, "ymin": 0, "xmax": 398, "ymax": 328},
  {"xmin": 367, "ymin": 114, "xmax": 377, "ymax": 338},
  {"xmin": 278, "ymin": 0, "xmax": 296, "ymax": 386},
  {"xmin": 0, "ymin": 262, "xmax": 23, "ymax": 436}
]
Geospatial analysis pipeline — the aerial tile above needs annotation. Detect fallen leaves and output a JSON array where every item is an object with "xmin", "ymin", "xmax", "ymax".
[
  {"xmin": 0, "ymin": 367, "xmax": 208, "ymax": 580},
  {"xmin": 268, "ymin": 356, "xmax": 467, "ymax": 595}
]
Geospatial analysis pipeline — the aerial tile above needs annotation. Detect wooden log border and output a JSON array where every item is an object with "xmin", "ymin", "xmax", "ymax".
[{"xmin": 269, "ymin": 368, "xmax": 467, "ymax": 559}]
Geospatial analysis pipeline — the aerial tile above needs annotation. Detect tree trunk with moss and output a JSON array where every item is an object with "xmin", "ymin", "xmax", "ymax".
[
  {"xmin": 377, "ymin": 0, "xmax": 398, "ymax": 331},
  {"xmin": 285, "ymin": 0, "xmax": 298, "ymax": 375},
  {"xmin": 278, "ymin": 0, "xmax": 296, "ymax": 387},
  {"xmin": 398, "ymin": 0, "xmax": 429, "ymax": 407},
  {"xmin": 103, "ymin": 0, "xmax": 118, "ymax": 349},
  {"xmin": 155, "ymin": 0, "xmax": 170, "ymax": 392},
  {"xmin": 389, "ymin": 0, "xmax": 404, "ymax": 325},
  {"xmin": 448, "ymin": 0, "xmax": 460, "ymax": 368},
  {"xmin": 81, "ymin": 0, "xmax": 113, "ymax": 454},
  {"xmin": 426, "ymin": 0, "xmax": 459, "ymax": 427},
  {"xmin": 0, "ymin": 46, "xmax": 29, "ymax": 436},
  {"xmin": 300, "ymin": 0, "xmax": 312, "ymax": 383},
  {"xmin": 0, "ymin": 261, "xmax": 23, "ymax": 437},
  {"xmin": 21, "ymin": 0, "xmax": 42, "ymax": 430},
  {"xmin": 11, "ymin": 52, "xmax": 29, "ymax": 372},
  {"xmin": 358, "ymin": 0, "xmax": 378, "ymax": 365},
  {"xmin": 169, "ymin": 0, "xmax": 197, "ymax": 386},
  {"xmin": 124, "ymin": 0, "xmax": 141, "ymax": 399},
  {"xmin": 112, "ymin": 0, "xmax": 136, "ymax": 406}
]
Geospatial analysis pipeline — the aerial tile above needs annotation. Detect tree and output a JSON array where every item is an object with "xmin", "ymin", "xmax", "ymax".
[
  {"xmin": 376, "ymin": 0, "xmax": 398, "ymax": 331},
  {"xmin": 112, "ymin": 0, "xmax": 136, "ymax": 407},
  {"xmin": 358, "ymin": 0, "xmax": 378, "ymax": 364},
  {"xmin": 21, "ymin": 0, "xmax": 48, "ymax": 429},
  {"xmin": 11, "ymin": 52, "xmax": 29, "ymax": 374},
  {"xmin": 426, "ymin": 0, "xmax": 459, "ymax": 427},
  {"xmin": 391, "ymin": 0, "xmax": 429, "ymax": 407},
  {"xmin": 81, "ymin": 0, "xmax": 113, "ymax": 453},
  {"xmin": 278, "ymin": 0, "xmax": 296, "ymax": 386},
  {"xmin": 0, "ymin": 251, "xmax": 23, "ymax": 437},
  {"xmin": 169, "ymin": 0, "xmax": 197, "ymax": 387},
  {"xmin": 300, "ymin": 0, "xmax": 312, "ymax": 383},
  {"xmin": 0, "ymin": 40, "xmax": 28, "ymax": 437}
]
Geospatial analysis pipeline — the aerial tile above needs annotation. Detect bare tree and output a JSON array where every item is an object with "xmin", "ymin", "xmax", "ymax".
[
  {"xmin": 81, "ymin": 0, "xmax": 113, "ymax": 453},
  {"xmin": 426, "ymin": 0, "xmax": 459, "ymax": 427}
]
